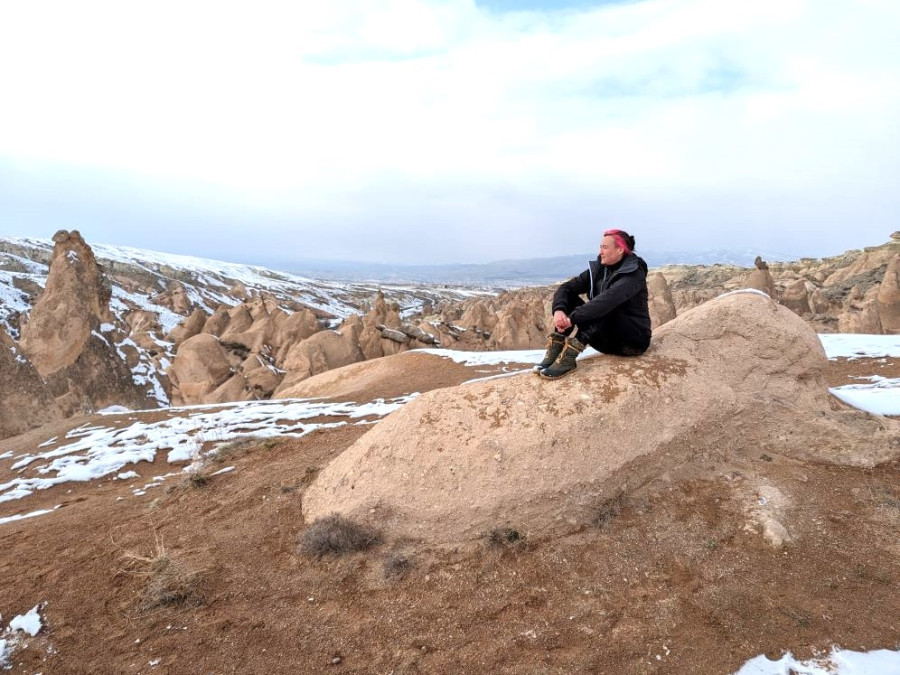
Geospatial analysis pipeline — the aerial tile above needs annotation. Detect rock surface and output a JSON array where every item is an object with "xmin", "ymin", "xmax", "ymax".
[
  {"xmin": 303, "ymin": 292, "xmax": 898, "ymax": 544},
  {"xmin": 16, "ymin": 231, "xmax": 149, "ymax": 418},
  {"xmin": 0, "ymin": 326, "xmax": 62, "ymax": 439}
]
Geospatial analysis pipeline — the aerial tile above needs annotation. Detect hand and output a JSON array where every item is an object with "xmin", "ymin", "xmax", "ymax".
[{"xmin": 553, "ymin": 310, "xmax": 572, "ymax": 332}]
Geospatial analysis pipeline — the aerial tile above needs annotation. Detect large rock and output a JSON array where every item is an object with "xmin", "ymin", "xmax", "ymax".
[
  {"xmin": 17, "ymin": 230, "xmax": 149, "ymax": 415},
  {"xmin": 0, "ymin": 327, "xmax": 62, "ymax": 440},
  {"xmin": 167, "ymin": 333, "xmax": 234, "ymax": 406},
  {"xmin": 876, "ymin": 253, "xmax": 899, "ymax": 333},
  {"xmin": 647, "ymin": 272, "xmax": 676, "ymax": 328},
  {"xmin": 488, "ymin": 293, "xmax": 549, "ymax": 350},
  {"xmin": 303, "ymin": 292, "xmax": 897, "ymax": 544},
  {"xmin": 780, "ymin": 279, "xmax": 814, "ymax": 316},
  {"xmin": 167, "ymin": 308, "xmax": 208, "ymax": 345},
  {"xmin": 19, "ymin": 230, "xmax": 113, "ymax": 376},
  {"xmin": 273, "ymin": 324, "xmax": 366, "ymax": 395}
]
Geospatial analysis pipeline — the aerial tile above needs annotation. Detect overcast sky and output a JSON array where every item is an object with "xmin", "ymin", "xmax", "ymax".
[{"xmin": 1, "ymin": 0, "xmax": 898, "ymax": 265}]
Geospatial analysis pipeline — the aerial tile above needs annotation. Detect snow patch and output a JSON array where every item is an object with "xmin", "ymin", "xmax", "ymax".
[
  {"xmin": 0, "ymin": 396, "xmax": 414, "ymax": 504},
  {"xmin": 99, "ymin": 405, "xmax": 132, "ymax": 415},
  {"xmin": 0, "ymin": 506, "xmax": 60, "ymax": 526},
  {"xmin": 419, "ymin": 346, "xmax": 599, "ymax": 367},
  {"xmin": 8, "ymin": 606, "xmax": 43, "ymax": 637},
  {"xmin": 829, "ymin": 376, "xmax": 900, "ymax": 416},
  {"xmin": 818, "ymin": 334, "xmax": 900, "ymax": 360},
  {"xmin": 733, "ymin": 646, "xmax": 900, "ymax": 675},
  {"xmin": 718, "ymin": 288, "xmax": 772, "ymax": 300}
]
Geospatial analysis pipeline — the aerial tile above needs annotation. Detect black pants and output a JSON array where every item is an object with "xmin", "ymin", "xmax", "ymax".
[{"xmin": 559, "ymin": 297, "xmax": 650, "ymax": 357}]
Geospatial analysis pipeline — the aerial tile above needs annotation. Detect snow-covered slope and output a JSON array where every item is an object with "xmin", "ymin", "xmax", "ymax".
[{"xmin": 0, "ymin": 236, "xmax": 492, "ymax": 340}]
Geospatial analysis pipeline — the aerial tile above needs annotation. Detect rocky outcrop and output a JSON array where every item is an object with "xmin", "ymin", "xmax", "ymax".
[
  {"xmin": 647, "ymin": 273, "xmax": 676, "ymax": 328},
  {"xmin": 19, "ymin": 230, "xmax": 113, "ymax": 376},
  {"xmin": 167, "ymin": 308, "xmax": 208, "ymax": 345},
  {"xmin": 273, "ymin": 322, "xmax": 366, "ymax": 395},
  {"xmin": 166, "ymin": 333, "xmax": 234, "ymax": 406},
  {"xmin": 0, "ymin": 326, "xmax": 62, "ymax": 440},
  {"xmin": 779, "ymin": 279, "xmax": 813, "ymax": 317},
  {"xmin": 876, "ymin": 253, "xmax": 899, "ymax": 333},
  {"xmin": 17, "ymin": 231, "xmax": 149, "ymax": 416},
  {"xmin": 356, "ymin": 292, "xmax": 407, "ymax": 360},
  {"xmin": 303, "ymin": 292, "xmax": 898, "ymax": 544}
]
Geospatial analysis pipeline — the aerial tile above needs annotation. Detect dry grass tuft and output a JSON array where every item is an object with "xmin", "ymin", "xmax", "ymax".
[
  {"xmin": 300, "ymin": 514, "xmax": 382, "ymax": 558},
  {"xmin": 486, "ymin": 527, "xmax": 526, "ymax": 550},
  {"xmin": 121, "ymin": 532, "xmax": 206, "ymax": 613},
  {"xmin": 211, "ymin": 435, "xmax": 278, "ymax": 463},
  {"xmin": 383, "ymin": 551, "xmax": 414, "ymax": 580},
  {"xmin": 594, "ymin": 492, "xmax": 626, "ymax": 530}
]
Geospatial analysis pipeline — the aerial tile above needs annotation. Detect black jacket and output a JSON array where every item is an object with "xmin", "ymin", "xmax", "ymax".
[{"xmin": 552, "ymin": 253, "xmax": 652, "ymax": 336}]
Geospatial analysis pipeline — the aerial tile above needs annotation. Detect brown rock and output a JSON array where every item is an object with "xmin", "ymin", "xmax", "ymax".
[
  {"xmin": 304, "ymin": 292, "xmax": 897, "ymax": 544},
  {"xmin": 151, "ymin": 281, "xmax": 192, "ymax": 315},
  {"xmin": 745, "ymin": 267, "xmax": 777, "ymax": 298},
  {"xmin": 488, "ymin": 296, "xmax": 549, "ymax": 349},
  {"xmin": 876, "ymin": 253, "xmax": 899, "ymax": 333},
  {"xmin": 19, "ymin": 230, "xmax": 112, "ymax": 376},
  {"xmin": 167, "ymin": 308, "xmax": 209, "ymax": 345},
  {"xmin": 780, "ymin": 279, "xmax": 813, "ymax": 317},
  {"xmin": 273, "ymin": 325, "xmax": 365, "ymax": 394},
  {"xmin": 16, "ymin": 231, "xmax": 150, "ymax": 415},
  {"xmin": 271, "ymin": 308, "xmax": 322, "ymax": 365},
  {"xmin": 357, "ymin": 292, "xmax": 406, "ymax": 360},
  {"xmin": 648, "ymin": 273, "xmax": 676, "ymax": 328},
  {"xmin": 167, "ymin": 333, "xmax": 233, "ymax": 406},
  {"xmin": 0, "ymin": 327, "xmax": 63, "ymax": 440},
  {"xmin": 202, "ymin": 306, "xmax": 231, "ymax": 337}
]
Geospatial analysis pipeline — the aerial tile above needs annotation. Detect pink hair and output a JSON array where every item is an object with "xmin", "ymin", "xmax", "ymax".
[{"xmin": 603, "ymin": 228, "xmax": 632, "ymax": 255}]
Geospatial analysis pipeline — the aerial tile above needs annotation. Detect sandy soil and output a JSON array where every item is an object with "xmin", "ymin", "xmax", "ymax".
[{"xmin": 1, "ymin": 357, "xmax": 897, "ymax": 674}]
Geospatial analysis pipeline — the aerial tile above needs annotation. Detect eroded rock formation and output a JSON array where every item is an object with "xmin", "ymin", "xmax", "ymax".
[
  {"xmin": 0, "ymin": 326, "xmax": 62, "ymax": 439},
  {"xmin": 17, "ymin": 230, "xmax": 149, "ymax": 417},
  {"xmin": 303, "ymin": 292, "xmax": 897, "ymax": 544}
]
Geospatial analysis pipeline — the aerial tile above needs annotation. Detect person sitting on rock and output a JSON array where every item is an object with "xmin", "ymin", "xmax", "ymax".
[{"xmin": 536, "ymin": 229, "xmax": 652, "ymax": 378}]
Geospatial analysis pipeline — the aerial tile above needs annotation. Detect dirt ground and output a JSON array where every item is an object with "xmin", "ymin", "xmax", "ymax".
[{"xmin": 1, "ymin": 357, "xmax": 897, "ymax": 674}]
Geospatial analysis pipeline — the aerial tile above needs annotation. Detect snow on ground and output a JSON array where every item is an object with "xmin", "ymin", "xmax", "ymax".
[
  {"xmin": 829, "ymin": 376, "xmax": 900, "ymax": 417},
  {"xmin": 819, "ymin": 334, "xmax": 900, "ymax": 416},
  {"xmin": 819, "ymin": 334, "xmax": 900, "ymax": 360},
  {"xmin": 0, "ymin": 396, "xmax": 414, "ymax": 510},
  {"xmin": 734, "ymin": 646, "xmax": 900, "ymax": 675},
  {"xmin": 420, "ymin": 346, "xmax": 599, "ymax": 367},
  {"xmin": 1, "ymin": 334, "xmax": 896, "ymax": 522},
  {"xmin": 0, "ymin": 506, "xmax": 59, "ymax": 526},
  {"xmin": 0, "ymin": 603, "xmax": 46, "ymax": 669}
]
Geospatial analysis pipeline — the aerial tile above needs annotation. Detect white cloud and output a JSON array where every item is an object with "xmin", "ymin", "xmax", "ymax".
[{"xmin": 0, "ymin": 0, "xmax": 898, "ymax": 262}]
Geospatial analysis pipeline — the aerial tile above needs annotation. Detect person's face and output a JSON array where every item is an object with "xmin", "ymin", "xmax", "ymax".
[{"xmin": 599, "ymin": 235, "xmax": 625, "ymax": 265}]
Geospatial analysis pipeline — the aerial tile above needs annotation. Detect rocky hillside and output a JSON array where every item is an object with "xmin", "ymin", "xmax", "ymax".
[
  {"xmin": 1, "ymin": 295, "xmax": 897, "ymax": 673},
  {"xmin": 1, "ymin": 231, "xmax": 897, "ymax": 442},
  {"xmin": 0, "ymin": 232, "xmax": 492, "ymax": 438}
]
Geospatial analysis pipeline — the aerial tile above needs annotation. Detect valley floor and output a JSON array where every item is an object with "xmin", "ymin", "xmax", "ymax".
[{"xmin": 1, "ymin": 349, "xmax": 898, "ymax": 674}]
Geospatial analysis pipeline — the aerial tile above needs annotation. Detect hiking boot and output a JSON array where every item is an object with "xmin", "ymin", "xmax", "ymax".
[
  {"xmin": 539, "ymin": 336, "xmax": 586, "ymax": 379},
  {"xmin": 533, "ymin": 332, "xmax": 566, "ymax": 372}
]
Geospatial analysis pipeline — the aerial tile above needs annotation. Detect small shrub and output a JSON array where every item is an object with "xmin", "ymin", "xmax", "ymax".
[
  {"xmin": 486, "ymin": 527, "xmax": 525, "ymax": 549},
  {"xmin": 187, "ymin": 472, "xmax": 210, "ymax": 489},
  {"xmin": 383, "ymin": 552, "xmax": 414, "ymax": 580},
  {"xmin": 593, "ymin": 492, "xmax": 625, "ymax": 530},
  {"xmin": 121, "ymin": 534, "xmax": 206, "ymax": 613},
  {"xmin": 300, "ymin": 514, "xmax": 382, "ymax": 558},
  {"xmin": 211, "ymin": 435, "xmax": 278, "ymax": 463}
]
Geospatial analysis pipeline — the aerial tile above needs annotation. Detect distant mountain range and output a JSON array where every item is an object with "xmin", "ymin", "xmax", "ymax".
[{"xmin": 257, "ymin": 248, "xmax": 796, "ymax": 286}]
